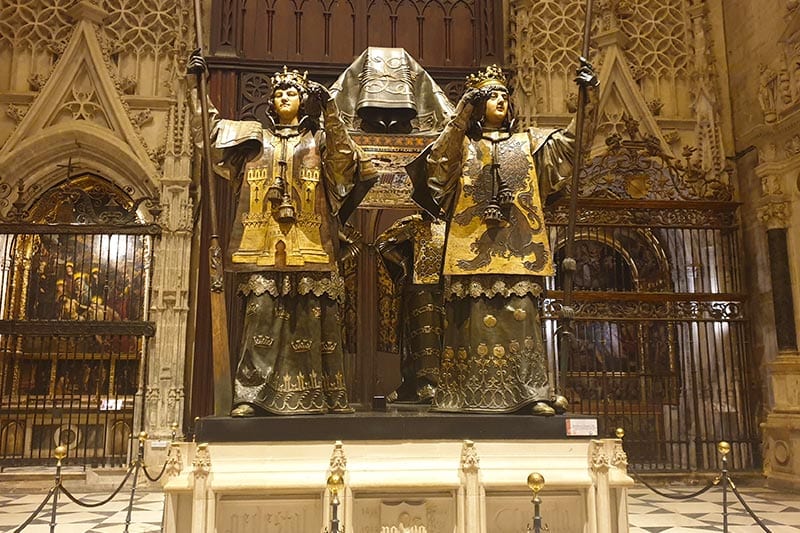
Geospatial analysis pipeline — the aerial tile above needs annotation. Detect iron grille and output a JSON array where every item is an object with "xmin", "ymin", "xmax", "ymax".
[
  {"xmin": 0, "ymin": 176, "xmax": 158, "ymax": 467},
  {"xmin": 542, "ymin": 203, "xmax": 758, "ymax": 471}
]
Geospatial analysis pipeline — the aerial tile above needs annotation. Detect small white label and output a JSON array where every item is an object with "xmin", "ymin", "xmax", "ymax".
[
  {"xmin": 99, "ymin": 398, "xmax": 125, "ymax": 411},
  {"xmin": 150, "ymin": 440, "xmax": 168, "ymax": 450},
  {"xmin": 565, "ymin": 418, "xmax": 598, "ymax": 437}
]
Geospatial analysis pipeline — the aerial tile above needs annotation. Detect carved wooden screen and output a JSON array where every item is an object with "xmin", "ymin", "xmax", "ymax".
[
  {"xmin": 0, "ymin": 175, "xmax": 158, "ymax": 467},
  {"xmin": 211, "ymin": 0, "xmax": 502, "ymax": 68},
  {"xmin": 206, "ymin": 0, "xmax": 503, "ymax": 120}
]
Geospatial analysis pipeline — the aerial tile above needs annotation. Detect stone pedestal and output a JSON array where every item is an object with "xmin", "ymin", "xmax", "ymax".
[
  {"xmin": 161, "ymin": 414, "xmax": 632, "ymax": 533},
  {"xmin": 762, "ymin": 351, "xmax": 800, "ymax": 490}
]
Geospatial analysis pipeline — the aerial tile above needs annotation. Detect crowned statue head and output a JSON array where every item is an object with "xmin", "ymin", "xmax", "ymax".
[
  {"xmin": 465, "ymin": 64, "xmax": 515, "ymax": 132},
  {"xmin": 269, "ymin": 66, "xmax": 310, "ymax": 125}
]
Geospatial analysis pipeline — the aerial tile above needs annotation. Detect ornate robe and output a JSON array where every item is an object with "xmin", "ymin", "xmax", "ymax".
[{"xmin": 210, "ymin": 101, "xmax": 375, "ymax": 414}]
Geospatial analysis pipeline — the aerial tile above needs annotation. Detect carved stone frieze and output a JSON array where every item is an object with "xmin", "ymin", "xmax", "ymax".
[
  {"xmin": 757, "ymin": 200, "xmax": 792, "ymax": 230},
  {"xmin": 192, "ymin": 443, "xmax": 211, "ymax": 479},
  {"xmin": 167, "ymin": 386, "xmax": 185, "ymax": 409},
  {"xmin": 27, "ymin": 74, "xmax": 48, "ymax": 92},
  {"xmin": 756, "ymin": 4, "xmax": 800, "ymax": 124},
  {"xmin": 6, "ymin": 105, "xmax": 28, "ymax": 125},
  {"xmin": 460, "ymin": 440, "xmax": 480, "ymax": 473},
  {"xmin": 590, "ymin": 441, "xmax": 611, "ymax": 473},
  {"xmin": 612, "ymin": 441, "xmax": 628, "ymax": 469},
  {"xmin": 165, "ymin": 443, "xmax": 183, "ymax": 477},
  {"xmin": 547, "ymin": 204, "xmax": 735, "ymax": 228}
]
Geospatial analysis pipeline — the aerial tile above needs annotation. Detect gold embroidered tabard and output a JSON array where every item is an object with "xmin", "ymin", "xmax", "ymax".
[
  {"xmin": 443, "ymin": 131, "xmax": 554, "ymax": 276},
  {"xmin": 229, "ymin": 128, "xmax": 334, "ymax": 271}
]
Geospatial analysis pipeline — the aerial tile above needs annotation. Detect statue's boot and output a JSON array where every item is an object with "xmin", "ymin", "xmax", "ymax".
[
  {"xmin": 531, "ymin": 401, "xmax": 555, "ymax": 416},
  {"xmin": 230, "ymin": 404, "xmax": 256, "ymax": 417}
]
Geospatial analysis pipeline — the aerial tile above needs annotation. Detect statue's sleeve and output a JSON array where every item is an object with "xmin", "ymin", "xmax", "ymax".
[
  {"xmin": 376, "ymin": 215, "xmax": 419, "ymax": 286},
  {"xmin": 320, "ymin": 100, "xmax": 377, "ymax": 223},
  {"xmin": 190, "ymin": 88, "xmax": 263, "ymax": 181},
  {"xmin": 532, "ymin": 128, "xmax": 576, "ymax": 200},
  {"xmin": 407, "ymin": 103, "xmax": 472, "ymax": 218},
  {"xmin": 533, "ymin": 84, "xmax": 598, "ymax": 200}
]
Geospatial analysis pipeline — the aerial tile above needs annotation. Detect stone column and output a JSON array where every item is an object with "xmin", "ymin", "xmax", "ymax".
[
  {"xmin": 145, "ymin": 92, "xmax": 197, "ymax": 448},
  {"xmin": 757, "ymin": 165, "xmax": 800, "ymax": 489}
]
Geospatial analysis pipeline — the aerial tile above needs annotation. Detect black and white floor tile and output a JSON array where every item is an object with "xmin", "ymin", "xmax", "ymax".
[
  {"xmin": 0, "ymin": 491, "xmax": 162, "ymax": 533},
  {"xmin": 0, "ymin": 483, "xmax": 799, "ymax": 532},
  {"xmin": 627, "ymin": 485, "xmax": 800, "ymax": 532}
]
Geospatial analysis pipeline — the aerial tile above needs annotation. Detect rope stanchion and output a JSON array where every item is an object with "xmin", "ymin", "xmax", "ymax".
[
  {"xmin": 730, "ymin": 484, "xmax": 773, "ymax": 533},
  {"xmin": 12, "ymin": 488, "xmax": 54, "ymax": 533},
  {"xmin": 325, "ymin": 473, "xmax": 344, "ymax": 533},
  {"xmin": 627, "ymin": 469, "xmax": 716, "ymax": 500},
  {"xmin": 720, "ymin": 441, "xmax": 730, "ymax": 532},
  {"xmin": 11, "ymin": 426, "xmax": 180, "ymax": 532},
  {"xmin": 48, "ymin": 445, "xmax": 66, "ymax": 532},
  {"xmin": 60, "ymin": 464, "xmax": 136, "ymax": 507},
  {"xmin": 123, "ymin": 432, "xmax": 148, "ymax": 533},
  {"xmin": 618, "ymin": 429, "xmax": 775, "ymax": 533}
]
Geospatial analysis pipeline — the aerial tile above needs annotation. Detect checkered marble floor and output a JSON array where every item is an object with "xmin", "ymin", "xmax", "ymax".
[
  {"xmin": 1, "ymin": 483, "xmax": 799, "ymax": 532},
  {"xmin": 0, "ymin": 491, "xmax": 162, "ymax": 533},
  {"xmin": 627, "ymin": 484, "xmax": 800, "ymax": 532}
]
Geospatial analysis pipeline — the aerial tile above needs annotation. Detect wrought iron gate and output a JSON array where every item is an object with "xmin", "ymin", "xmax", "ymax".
[
  {"xmin": 0, "ymin": 175, "xmax": 158, "ymax": 467},
  {"xmin": 541, "ymin": 130, "xmax": 759, "ymax": 471}
]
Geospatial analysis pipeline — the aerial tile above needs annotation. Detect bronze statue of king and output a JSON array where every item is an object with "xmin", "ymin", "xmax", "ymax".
[{"xmin": 189, "ymin": 52, "xmax": 376, "ymax": 416}]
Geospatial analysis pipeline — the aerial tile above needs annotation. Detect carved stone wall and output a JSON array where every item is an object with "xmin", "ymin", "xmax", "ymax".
[
  {"xmin": 0, "ymin": 0, "xmax": 197, "ymax": 441},
  {"xmin": 723, "ymin": 0, "xmax": 800, "ymax": 488},
  {"xmin": 508, "ymin": 0, "xmax": 730, "ymax": 182}
]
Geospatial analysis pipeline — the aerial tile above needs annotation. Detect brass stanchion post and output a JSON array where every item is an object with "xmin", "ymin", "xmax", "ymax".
[
  {"xmin": 124, "ymin": 432, "xmax": 147, "ymax": 533},
  {"xmin": 50, "ymin": 445, "xmax": 67, "ymax": 533},
  {"xmin": 327, "ymin": 473, "xmax": 344, "ymax": 533},
  {"xmin": 718, "ymin": 441, "xmax": 731, "ymax": 533},
  {"xmin": 527, "ymin": 472, "xmax": 545, "ymax": 533}
]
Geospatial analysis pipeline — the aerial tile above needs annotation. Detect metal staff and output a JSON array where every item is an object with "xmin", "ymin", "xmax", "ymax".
[
  {"xmin": 191, "ymin": 0, "xmax": 232, "ymax": 416},
  {"xmin": 557, "ymin": 0, "xmax": 596, "ymax": 398}
]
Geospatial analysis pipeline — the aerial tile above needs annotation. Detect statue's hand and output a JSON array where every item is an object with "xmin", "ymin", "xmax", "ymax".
[
  {"xmin": 338, "ymin": 226, "xmax": 363, "ymax": 264},
  {"xmin": 575, "ymin": 56, "xmax": 599, "ymax": 88},
  {"xmin": 307, "ymin": 81, "xmax": 332, "ymax": 105},
  {"xmin": 187, "ymin": 48, "xmax": 207, "ymax": 77},
  {"xmin": 455, "ymin": 88, "xmax": 486, "ymax": 115}
]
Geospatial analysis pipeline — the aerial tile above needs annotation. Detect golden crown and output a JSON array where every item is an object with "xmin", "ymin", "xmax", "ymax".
[
  {"xmin": 291, "ymin": 339, "xmax": 313, "ymax": 352},
  {"xmin": 271, "ymin": 66, "xmax": 309, "ymax": 92},
  {"xmin": 465, "ymin": 64, "xmax": 508, "ymax": 90}
]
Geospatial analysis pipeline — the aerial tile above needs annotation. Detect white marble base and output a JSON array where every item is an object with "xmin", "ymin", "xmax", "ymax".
[{"xmin": 161, "ymin": 438, "xmax": 632, "ymax": 533}]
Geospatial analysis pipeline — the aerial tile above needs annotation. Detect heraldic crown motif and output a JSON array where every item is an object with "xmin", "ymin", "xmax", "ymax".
[
  {"xmin": 465, "ymin": 64, "xmax": 508, "ymax": 91},
  {"xmin": 272, "ymin": 66, "xmax": 309, "ymax": 92}
]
